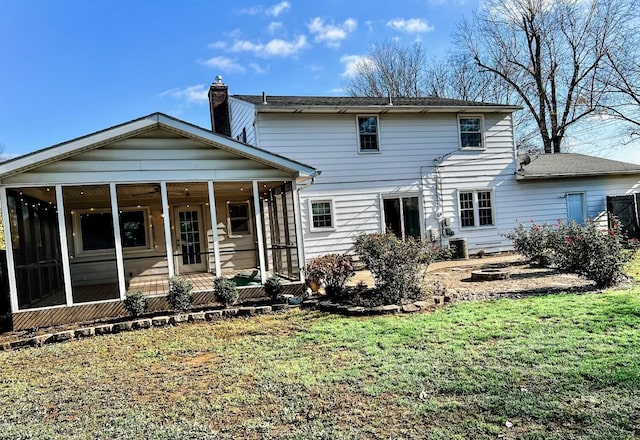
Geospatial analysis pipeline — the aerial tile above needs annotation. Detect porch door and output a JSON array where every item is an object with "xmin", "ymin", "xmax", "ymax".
[
  {"xmin": 175, "ymin": 206, "xmax": 207, "ymax": 274},
  {"xmin": 383, "ymin": 196, "xmax": 421, "ymax": 240},
  {"xmin": 567, "ymin": 193, "xmax": 586, "ymax": 225}
]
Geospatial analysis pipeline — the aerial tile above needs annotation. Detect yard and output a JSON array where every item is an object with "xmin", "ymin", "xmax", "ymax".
[{"xmin": 1, "ymin": 269, "xmax": 639, "ymax": 439}]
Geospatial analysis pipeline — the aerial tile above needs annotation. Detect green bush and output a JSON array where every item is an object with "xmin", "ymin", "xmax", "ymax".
[
  {"xmin": 214, "ymin": 277, "xmax": 239, "ymax": 307},
  {"xmin": 304, "ymin": 254, "xmax": 355, "ymax": 299},
  {"xmin": 167, "ymin": 277, "xmax": 194, "ymax": 312},
  {"xmin": 504, "ymin": 220, "xmax": 557, "ymax": 267},
  {"xmin": 123, "ymin": 291, "xmax": 148, "ymax": 317},
  {"xmin": 506, "ymin": 219, "xmax": 635, "ymax": 288},
  {"xmin": 353, "ymin": 233, "xmax": 432, "ymax": 305},
  {"xmin": 556, "ymin": 219, "xmax": 633, "ymax": 287},
  {"xmin": 264, "ymin": 276, "xmax": 284, "ymax": 302}
]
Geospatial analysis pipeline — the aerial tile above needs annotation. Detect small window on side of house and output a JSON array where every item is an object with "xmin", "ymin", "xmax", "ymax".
[
  {"xmin": 310, "ymin": 200, "xmax": 334, "ymax": 231},
  {"xmin": 357, "ymin": 115, "xmax": 379, "ymax": 152},
  {"xmin": 228, "ymin": 202, "xmax": 251, "ymax": 235},
  {"xmin": 459, "ymin": 116, "xmax": 483, "ymax": 149}
]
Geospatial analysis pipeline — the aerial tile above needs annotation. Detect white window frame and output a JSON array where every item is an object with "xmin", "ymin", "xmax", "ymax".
[
  {"xmin": 457, "ymin": 189, "xmax": 496, "ymax": 229},
  {"xmin": 356, "ymin": 115, "xmax": 380, "ymax": 153},
  {"xmin": 226, "ymin": 200, "xmax": 253, "ymax": 237},
  {"xmin": 458, "ymin": 115, "xmax": 485, "ymax": 150},
  {"xmin": 308, "ymin": 199, "xmax": 336, "ymax": 232},
  {"xmin": 72, "ymin": 206, "xmax": 152, "ymax": 256}
]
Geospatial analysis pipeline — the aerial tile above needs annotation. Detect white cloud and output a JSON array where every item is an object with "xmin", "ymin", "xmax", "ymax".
[
  {"xmin": 161, "ymin": 85, "xmax": 209, "ymax": 104},
  {"xmin": 386, "ymin": 18, "xmax": 434, "ymax": 33},
  {"xmin": 230, "ymin": 35, "xmax": 308, "ymax": 58},
  {"xmin": 249, "ymin": 62, "xmax": 269, "ymax": 74},
  {"xmin": 266, "ymin": 1, "xmax": 291, "ymax": 17},
  {"xmin": 208, "ymin": 41, "xmax": 227, "ymax": 50},
  {"xmin": 236, "ymin": 6, "xmax": 262, "ymax": 15},
  {"xmin": 340, "ymin": 54, "xmax": 373, "ymax": 77},
  {"xmin": 307, "ymin": 17, "xmax": 357, "ymax": 48},
  {"xmin": 267, "ymin": 21, "xmax": 283, "ymax": 33},
  {"xmin": 202, "ymin": 56, "xmax": 246, "ymax": 73}
]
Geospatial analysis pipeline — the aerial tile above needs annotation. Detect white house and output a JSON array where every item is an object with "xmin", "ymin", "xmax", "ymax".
[{"xmin": 211, "ymin": 79, "xmax": 640, "ymax": 258}]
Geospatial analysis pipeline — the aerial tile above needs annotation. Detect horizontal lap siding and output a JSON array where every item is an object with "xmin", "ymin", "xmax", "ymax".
[
  {"xmin": 3, "ymin": 132, "xmax": 292, "ymax": 185},
  {"xmin": 256, "ymin": 112, "xmax": 518, "ymax": 257},
  {"xmin": 428, "ymin": 114, "xmax": 517, "ymax": 253}
]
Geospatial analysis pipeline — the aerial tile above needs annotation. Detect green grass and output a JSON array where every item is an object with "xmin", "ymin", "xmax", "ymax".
[{"xmin": 1, "ymin": 290, "xmax": 640, "ymax": 439}]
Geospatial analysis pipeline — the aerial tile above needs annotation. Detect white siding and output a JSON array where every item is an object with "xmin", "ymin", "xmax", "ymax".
[
  {"xmin": 254, "ymin": 111, "xmax": 519, "ymax": 257},
  {"xmin": 229, "ymin": 98, "xmax": 257, "ymax": 145},
  {"xmin": 3, "ymin": 129, "xmax": 292, "ymax": 185}
]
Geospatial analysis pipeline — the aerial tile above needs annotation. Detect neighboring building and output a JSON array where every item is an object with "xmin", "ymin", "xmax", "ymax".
[{"xmin": 0, "ymin": 113, "xmax": 316, "ymax": 329}]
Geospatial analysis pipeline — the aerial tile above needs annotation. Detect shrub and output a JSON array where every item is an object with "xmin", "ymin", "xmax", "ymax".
[
  {"xmin": 504, "ymin": 220, "xmax": 557, "ymax": 267},
  {"xmin": 555, "ymin": 219, "xmax": 633, "ymax": 287},
  {"xmin": 264, "ymin": 276, "xmax": 284, "ymax": 302},
  {"xmin": 354, "ymin": 233, "xmax": 432, "ymax": 305},
  {"xmin": 167, "ymin": 277, "xmax": 193, "ymax": 312},
  {"xmin": 304, "ymin": 254, "xmax": 355, "ymax": 299},
  {"xmin": 123, "ymin": 291, "xmax": 148, "ymax": 317},
  {"xmin": 214, "ymin": 277, "xmax": 239, "ymax": 307}
]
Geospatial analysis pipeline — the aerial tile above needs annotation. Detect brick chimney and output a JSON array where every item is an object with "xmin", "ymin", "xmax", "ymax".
[{"xmin": 208, "ymin": 75, "xmax": 231, "ymax": 137}]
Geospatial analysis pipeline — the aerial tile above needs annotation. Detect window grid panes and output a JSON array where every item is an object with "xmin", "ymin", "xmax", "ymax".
[
  {"xmin": 459, "ymin": 192, "xmax": 475, "ymax": 227},
  {"xmin": 460, "ymin": 117, "xmax": 482, "ymax": 148},
  {"xmin": 478, "ymin": 191, "xmax": 493, "ymax": 226},
  {"xmin": 311, "ymin": 201, "xmax": 333, "ymax": 228},
  {"xmin": 179, "ymin": 210, "xmax": 202, "ymax": 265},
  {"xmin": 358, "ymin": 116, "xmax": 379, "ymax": 151},
  {"xmin": 120, "ymin": 210, "xmax": 146, "ymax": 248}
]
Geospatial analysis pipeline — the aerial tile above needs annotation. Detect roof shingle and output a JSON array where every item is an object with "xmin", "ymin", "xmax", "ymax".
[{"xmin": 517, "ymin": 153, "xmax": 640, "ymax": 179}]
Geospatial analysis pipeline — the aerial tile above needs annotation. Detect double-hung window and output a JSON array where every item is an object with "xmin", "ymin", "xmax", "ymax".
[
  {"xmin": 459, "ymin": 116, "xmax": 483, "ymax": 149},
  {"xmin": 309, "ymin": 200, "xmax": 335, "ymax": 231},
  {"xmin": 357, "ymin": 115, "xmax": 379, "ymax": 152},
  {"xmin": 228, "ymin": 202, "xmax": 251, "ymax": 236},
  {"xmin": 458, "ymin": 190, "xmax": 494, "ymax": 228}
]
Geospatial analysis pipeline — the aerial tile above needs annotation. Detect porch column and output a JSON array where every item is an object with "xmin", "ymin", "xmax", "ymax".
[
  {"xmin": 252, "ymin": 180, "xmax": 267, "ymax": 284},
  {"xmin": 207, "ymin": 181, "xmax": 222, "ymax": 277},
  {"xmin": 0, "ymin": 187, "xmax": 19, "ymax": 313},
  {"xmin": 55, "ymin": 184, "xmax": 74, "ymax": 306},
  {"xmin": 291, "ymin": 181, "xmax": 307, "ymax": 281},
  {"xmin": 109, "ymin": 183, "xmax": 126, "ymax": 299},
  {"xmin": 160, "ymin": 181, "xmax": 175, "ymax": 278}
]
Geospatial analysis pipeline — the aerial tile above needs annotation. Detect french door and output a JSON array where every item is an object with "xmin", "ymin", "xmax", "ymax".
[
  {"xmin": 174, "ymin": 206, "xmax": 207, "ymax": 273},
  {"xmin": 383, "ymin": 196, "xmax": 421, "ymax": 240}
]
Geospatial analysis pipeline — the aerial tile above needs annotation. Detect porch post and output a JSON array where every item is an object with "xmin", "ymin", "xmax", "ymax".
[
  {"xmin": 55, "ymin": 185, "xmax": 74, "ymax": 306},
  {"xmin": 252, "ymin": 180, "xmax": 267, "ymax": 284},
  {"xmin": 207, "ymin": 181, "xmax": 222, "ymax": 277},
  {"xmin": 291, "ymin": 181, "xmax": 307, "ymax": 281},
  {"xmin": 160, "ymin": 181, "xmax": 175, "ymax": 278},
  {"xmin": 109, "ymin": 183, "xmax": 126, "ymax": 299},
  {"xmin": 0, "ymin": 187, "xmax": 19, "ymax": 313}
]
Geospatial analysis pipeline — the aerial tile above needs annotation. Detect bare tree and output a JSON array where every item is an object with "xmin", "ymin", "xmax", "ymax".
[
  {"xmin": 343, "ymin": 40, "xmax": 427, "ymax": 98},
  {"xmin": 460, "ymin": 0, "xmax": 638, "ymax": 153}
]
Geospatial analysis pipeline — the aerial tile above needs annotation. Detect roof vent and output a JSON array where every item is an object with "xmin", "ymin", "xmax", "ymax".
[
  {"xmin": 262, "ymin": 91, "xmax": 267, "ymax": 104},
  {"xmin": 216, "ymin": 75, "xmax": 223, "ymax": 85},
  {"xmin": 388, "ymin": 92, "xmax": 393, "ymax": 106}
]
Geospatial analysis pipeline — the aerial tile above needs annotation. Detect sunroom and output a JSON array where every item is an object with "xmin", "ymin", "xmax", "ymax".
[{"xmin": 0, "ymin": 113, "xmax": 317, "ymax": 329}]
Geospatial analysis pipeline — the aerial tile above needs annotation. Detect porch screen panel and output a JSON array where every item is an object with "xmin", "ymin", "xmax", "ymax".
[
  {"xmin": 262, "ymin": 182, "xmax": 300, "ymax": 281},
  {"xmin": 63, "ymin": 185, "xmax": 119, "ymax": 303},
  {"xmin": 7, "ymin": 187, "xmax": 65, "ymax": 310},
  {"xmin": 117, "ymin": 184, "xmax": 169, "ymax": 296}
]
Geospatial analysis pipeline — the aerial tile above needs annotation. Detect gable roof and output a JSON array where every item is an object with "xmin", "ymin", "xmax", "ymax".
[
  {"xmin": 517, "ymin": 153, "xmax": 640, "ymax": 180},
  {"xmin": 233, "ymin": 95, "xmax": 521, "ymax": 114},
  {"xmin": 0, "ymin": 112, "xmax": 318, "ymax": 180}
]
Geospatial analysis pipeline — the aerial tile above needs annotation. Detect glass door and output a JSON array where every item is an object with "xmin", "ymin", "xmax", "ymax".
[{"xmin": 175, "ymin": 206, "xmax": 207, "ymax": 273}]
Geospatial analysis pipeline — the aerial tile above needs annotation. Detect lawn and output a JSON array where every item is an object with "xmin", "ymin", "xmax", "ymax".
[{"xmin": 1, "ymin": 290, "xmax": 639, "ymax": 439}]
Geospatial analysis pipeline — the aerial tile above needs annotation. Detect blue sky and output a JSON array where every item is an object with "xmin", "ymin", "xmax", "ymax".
[{"xmin": 1, "ymin": 0, "xmax": 638, "ymax": 164}]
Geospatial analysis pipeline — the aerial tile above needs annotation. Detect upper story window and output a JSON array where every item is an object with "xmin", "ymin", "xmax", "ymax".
[
  {"xmin": 357, "ymin": 115, "xmax": 379, "ymax": 152},
  {"xmin": 459, "ymin": 116, "xmax": 484, "ymax": 149},
  {"xmin": 458, "ymin": 190, "xmax": 494, "ymax": 228}
]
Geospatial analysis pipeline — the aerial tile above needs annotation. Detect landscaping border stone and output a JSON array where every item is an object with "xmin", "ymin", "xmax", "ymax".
[{"xmin": 0, "ymin": 295, "xmax": 442, "ymax": 351}]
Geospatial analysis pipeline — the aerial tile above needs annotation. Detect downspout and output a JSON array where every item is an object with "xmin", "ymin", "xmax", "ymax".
[{"xmin": 293, "ymin": 175, "xmax": 317, "ymax": 282}]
